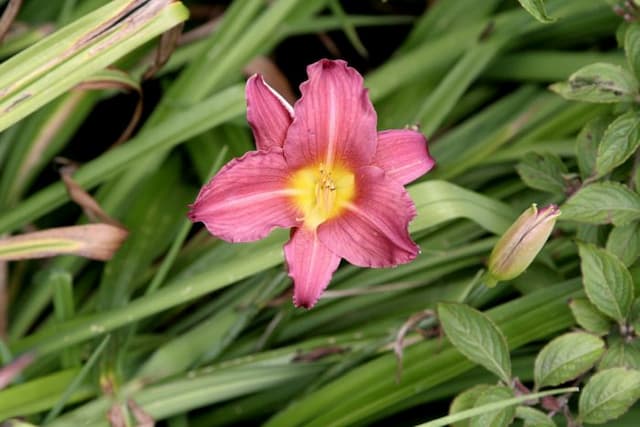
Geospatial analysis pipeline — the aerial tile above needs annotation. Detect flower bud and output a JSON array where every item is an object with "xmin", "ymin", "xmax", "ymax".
[{"xmin": 487, "ymin": 204, "xmax": 560, "ymax": 283}]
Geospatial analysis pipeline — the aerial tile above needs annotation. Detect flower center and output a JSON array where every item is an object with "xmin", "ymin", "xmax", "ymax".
[{"xmin": 290, "ymin": 163, "xmax": 355, "ymax": 230}]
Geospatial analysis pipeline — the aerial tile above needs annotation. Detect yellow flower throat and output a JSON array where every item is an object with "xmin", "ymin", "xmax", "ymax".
[{"xmin": 290, "ymin": 163, "xmax": 355, "ymax": 230}]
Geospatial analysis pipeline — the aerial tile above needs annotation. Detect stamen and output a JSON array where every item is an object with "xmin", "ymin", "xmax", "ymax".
[{"xmin": 289, "ymin": 162, "xmax": 355, "ymax": 230}]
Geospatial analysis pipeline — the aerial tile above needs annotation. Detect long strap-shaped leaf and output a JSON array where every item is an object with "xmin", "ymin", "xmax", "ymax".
[{"xmin": 0, "ymin": 0, "xmax": 188, "ymax": 133}]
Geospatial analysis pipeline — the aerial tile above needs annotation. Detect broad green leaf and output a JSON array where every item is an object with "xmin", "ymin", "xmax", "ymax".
[
  {"xmin": 578, "ymin": 243, "xmax": 635, "ymax": 323},
  {"xmin": 438, "ymin": 303, "xmax": 511, "ymax": 383},
  {"xmin": 515, "ymin": 406, "xmax": 556, "ymax": 427},
  {"xmin": 595, "ymin": 112, "xmax": 640, "ymax": 178},
  {"xmin": 568, "ymin": 298, "xmax": 612, "ymax": 336},
  {"xmin": 516, "ymin": 152, "xmax": 568, "ymax": 195},
  {"xmin": 469, "ymin": 386, "xmax": 515, "ymax": 427},
  {"xmin": 562, "ymin": 182, "xmax": 640, "ymax": 226},
  {"xmin": 598, "ymin": 337, "xmax": 640, "ymax": 370},
  {"xmin": 450, "ymin": 384, "xmax": 492, "ymax": 427},
  {"xmin": 550, "ymin": 63, "xmax": 639, "ymax": 103},
  {"xmin": 625, "ymin": 23, "xmax": 640, "ymax": 81},
  {"xmin": 517, "ymin": 0, "xmax": 555, "ymax": 23},
  {"xmin": 576, "ymin": 115, "xmax": 611, "ymax": 180},
  {"xmin": 578, "ymin": 367, "xmax": 640, "ymax": 424},
  {"xmin": 534, "ymin": 332, "xmax": 605, "ymax": 389},
  {"xmin": 606, "ymin": 222, "xmax": 640, "ymax": 266}
]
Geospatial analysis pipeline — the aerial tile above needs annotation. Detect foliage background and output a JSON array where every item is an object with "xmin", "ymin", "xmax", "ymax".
[{"xmin": 0, "ymin": 0, "xmax": 639, "ymax": 426}]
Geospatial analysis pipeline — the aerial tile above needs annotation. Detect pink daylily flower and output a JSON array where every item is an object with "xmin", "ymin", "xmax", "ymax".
[{"xmin": 189, "ymin": 59, "xmax": 434, "ymax": 308}]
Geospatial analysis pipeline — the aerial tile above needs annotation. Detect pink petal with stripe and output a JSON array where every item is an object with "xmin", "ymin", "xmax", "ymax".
[
  {"xmin": 284, "ymin": 59, "xmax": 377, "ymax": 169},
  {"xmin": 284, "ymin": 227, "xmax": 341, "ymax": 309},
  {"xmin": 374, "ymin": 129, "xmax": 435, "ymax": 184},
  {"xmin": 189, "ymin": 149, "xmax": 299, "ymax": 242},
  {"xmin": 318, "ymin": 166, "xmax": 419, "ymax": 267},
  {"xmin": 246, "ymin": 74, "xmax": 294, "ymax": 151}
]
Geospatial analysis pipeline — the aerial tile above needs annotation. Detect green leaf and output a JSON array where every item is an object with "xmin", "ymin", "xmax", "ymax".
[
  {"xmin": 595, "ymin": 112, "xmax": 640, "ymax": 178},
  {"xmin": 625, "ymin": 23, "xmax": 640, "ymax": 81},
  {"xmin": 568, "ymin": 298, "xmax": 612, "ymax": 336},
  {"xmin": 0, "ymin": 1, "xmax": 189, "ymax": 133},
  {"xmin": 598, "ymin": 337, "xmax": 640, "ymax": 370},
  {"xmin": 578, "ymin": 367, "xmax": 640, "ymax": 424},
  {"xmin": 450, "ymin": 384, "xmax": 492, "ymax": 427},
  {"xmin": 534, "ymin": 332, "xmax": 605, "ymax": 389},
  {"xmin": 550, "ymin": 63, "xmax": 639, "ymax": 103},
  {"xmin": 469, "ymin": 386, "xmax": 515, "ymax": 427},
  {"xmin": 606, "ymin": 222, "xmax": 640, "ymax": 266},
  {"xmin": 515, "ymin": 406, "xmax": 556, "ymax": 427},
  {"xmin": 578, "ymin": 243, "xmax": 635, "ymax": 323},
  {"xmin": 576, "ymin": 115, "xmax": 611, "ymax": 180},
  {"xmin": 517, "ymin": 0, "xmax": 555, "ymax": 23},
  {"xmin": 562, "ymin": 182, "xmax": 640, "ymax": 226},
  {"xmin": 516, "ymin": 152, "xmax": 568, "ymax": 195},
  {"xmin": 438, "ymin": 303, "xmax": 511, "ymax": 383}
]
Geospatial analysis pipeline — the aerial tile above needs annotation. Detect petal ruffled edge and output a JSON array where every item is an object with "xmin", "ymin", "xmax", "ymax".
[
  {"xmin": 246, "ymin": 74, "xmax": 294, "ymax": 151},
  {"xmin": 373, "ymin": 129, "xmax": 434, "ymax": 185},
  {"xmin": 189, "ymin": 149, "xmax": 299, "ymax": 243},
  {"xmin": 284, "ymin": 227, "xmax": 341, "ymax": 309},
  {"xmin": 318, "ymin": 166, "xmax": 419, "ymax": 267},
  {"xmin": 284, "ymin": 59, "xmax": 377, "ymax": 170}
]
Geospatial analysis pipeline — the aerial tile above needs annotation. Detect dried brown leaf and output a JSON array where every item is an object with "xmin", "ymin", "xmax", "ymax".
[
  {"xmin": 59, "ymin": 164, "xmax": 124, "ymax": 228},
  {"xmin": 0, "ymin": 0, "xmax": 23, "ymax": 43},
  {"xmin": 0, "ymin": 353, "xmax": 34, "ymax": 390},
  {"xmin": 0, "ymin": 224, "xmax": 128, "ymax": 261},
  {"xmin": 244, "ymin": 57, "xmax": 296, "ymax": 105}
]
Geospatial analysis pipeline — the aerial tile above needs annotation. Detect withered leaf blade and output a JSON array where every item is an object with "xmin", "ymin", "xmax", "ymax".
[
  {"xmin": 59, "ymin": 163, "xmax": 125, "ymax": 228},
  {"xmin": 0, "ymin": 224, "xmax": 128, "ymax": 261},
  {"xmin": 0, "ymin": 353, "xmax": 34, "ymax": 390},
  {"xmin": 0, "ymin": 0, "xmax": 23, "ymax": 43},
  {"xmin": 244, "ymin": 56, "xmax": 296, "ymax": 105}
]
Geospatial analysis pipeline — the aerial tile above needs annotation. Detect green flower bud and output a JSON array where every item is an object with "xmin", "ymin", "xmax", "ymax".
[{"xmin": 487, "ymin": 204, "xmax": 560, "ymax": 284}]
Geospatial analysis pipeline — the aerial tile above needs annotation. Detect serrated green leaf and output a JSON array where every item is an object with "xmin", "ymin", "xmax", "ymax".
[
  {"xmin": 569, "ymin": 298, "xmax": 612, "ymax": 336},
  {"xmin": 578, "ymin": 367, "xmax": 640, "ymax": 424},
  {"xmin": 450, "ymin": 384, "xmax": 492, "ymax": 427},
  {"xmin": 595, "ymin": 112, "xmax": 640, "ymax": 178},
  {"xmin": 562, "ymin": 182, "xmax": 640, "ymax": 226},
  {"xmin": 517, "ymin": 0, "xmax": 555, "ymax": 23},
  {"xmin": 550, "ymin": 63, "xmax": 639, "ymax": 104},
  {"xmin": 598, "ymin": 337, "xmax": 640, "ymax": 370},
  {"xmin": 625, "ymin": 23, "xmax": 640, "ymax": 81},
  {"xmin": 576, "ymin": 115, "xmax": 611, "ymax": 180},
  {"xmin": 438, "ymin": 303, "xmax": 511, "ymax": 383},
  {"xmin": 534, "ymin": 332, "xmax": 605, "ymax": 389},
  {"xmin": 606, "ymin": 222, "xmax": 640, "ymax": 266},
  {"xmin": 469, "ymin": 386, "xmax": 515, "ymax": 427},
  {"xmin": 578, "ymin": 243, "xmax": 635, "ymax": 323},
  {"xmin": 516, "ymin": 152, "xmax": 568, "ymax": 195},
  {"xmin": 515, "ymin": 406, "xmax": 556, "ymax": 427}
]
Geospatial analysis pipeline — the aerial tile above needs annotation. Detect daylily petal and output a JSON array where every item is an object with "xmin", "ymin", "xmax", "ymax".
[
  {"xmin": 318, "ymin": 166, "xmax": 419, "ymax": 267},
  {"xmin": 284, "ymin": 59, "xmax": 377, "ymax": 169},
  {"xmin": 284, "ymin": 227, "xmax": 341, "ymax": 309},
  {"xmin": 189, "ymin": 149, "xmax": 298, "ymax": 242},
  {"xmin": 246, "ymin": 74, "xmax": 294, "ymax": 151},
  {"xmin": 374, "ymin": 129, "xmax": 435, "ymax": 184}
]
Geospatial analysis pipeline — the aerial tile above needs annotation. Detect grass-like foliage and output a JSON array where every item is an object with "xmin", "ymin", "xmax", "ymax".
[{"xmin": 0, "ymin": 0, "xmax": 639, "ymax": 426}]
